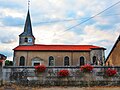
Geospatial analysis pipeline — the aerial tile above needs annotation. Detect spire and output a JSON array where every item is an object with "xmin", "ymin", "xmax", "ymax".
[
  {"xmin": 19, "ymin": 0, "xmax": 34, "ymax": 37},
  {"xmin": 20, "ymin": 9, "xmax": 34, "ymax": 38},
  {"xmin": 24, "ymin": 10, "xmax": 33, "ymax": 35},
  {"xmin": 19, "ymin": 0, "xmax": 35, "ymax": 46}
]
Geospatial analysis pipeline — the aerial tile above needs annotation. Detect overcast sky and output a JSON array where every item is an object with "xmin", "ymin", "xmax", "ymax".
[{"xmin": 0, "ymin": 0, "xmax": 120, "ymax": 60}]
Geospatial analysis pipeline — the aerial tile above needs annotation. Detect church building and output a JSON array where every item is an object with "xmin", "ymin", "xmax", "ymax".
[{"xmin": 13, "ymin": 10, "xmax": 106, "ymax": 67}]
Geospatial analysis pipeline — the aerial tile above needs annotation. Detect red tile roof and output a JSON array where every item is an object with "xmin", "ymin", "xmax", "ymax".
[{"xmin": 13, "ymin": 44, "xmax": 105, "ymax": 51}]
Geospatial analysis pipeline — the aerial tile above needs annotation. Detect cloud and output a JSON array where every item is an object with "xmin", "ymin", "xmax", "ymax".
[
  {"xmin": 0, "ymin": 45, "xmax": 13, "ymax": 60},
  {"xmin": 0, "ymin": 0, "xmax": 120, "ymax": 60},
  {"xmin": 0, "ymin": 8, "xmax": 25, "ymax": 27},
  {"xmin": 0, "ymin": 1, "xmax": 21, "ymax": 9},
  {"xmin": 0, "ymin": 0, "xmax": 27, "ymax": 11},
  {"xmin": 0, "ymin": 26, "xmax": 22, "ymax": 44},
  {"xmin": 1, "ymin": 16, "xmax": 24, "ymax": 26},
  {"xmin": 0, "ymin": 8, "xmax": 24, "ymax": 18},
  {"xmin": 81, "ymin": 25, "xmax": 117, "ymax": 44},
  {"xmin": 0, "ymin": 35, "xmax": 17, "ymax": 44}
]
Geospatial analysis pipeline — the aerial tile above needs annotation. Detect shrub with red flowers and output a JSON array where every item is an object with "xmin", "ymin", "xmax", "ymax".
[
  {"xmin": 58, "ymin": 70, "xmax": 69, "ymax": 77},
  {"xmin": 105, "ymin": 68, "xmax": 117, "ymax": 77},
  {"xmin": 80, "ymin": 64, "xmax": 94, "ymax": 73},
  {"xmin": 34, "ymin": 64, "xmax": 46, "ymax": 73}
]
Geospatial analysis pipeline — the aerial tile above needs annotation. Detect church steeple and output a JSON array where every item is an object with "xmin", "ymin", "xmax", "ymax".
[{"xmin": 19, "ymin": 9, "xmax": 35, "ymax": 46}]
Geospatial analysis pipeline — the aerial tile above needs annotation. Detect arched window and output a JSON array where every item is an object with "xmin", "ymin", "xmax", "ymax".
[
  {"xmin": 80, "ymin": 56, "xmax": 85, "ymax": 66},
  {"xmin": 24, "ymin": 37, "xmax": 28, "ymax": 42},
  {"xmin": 64, "ymin": 56, "xmax": 69, "ymax": 66},
  {"xmin": 19, "ymin": 56, "xmax": 25, "ymax": 66},
  {"xmin": 49, "ymin": 56, "xmax": 54, "ymax": 66},
  {"xmin": 93, "ymin": 56, "xmax": 98, "ymax": 65}
]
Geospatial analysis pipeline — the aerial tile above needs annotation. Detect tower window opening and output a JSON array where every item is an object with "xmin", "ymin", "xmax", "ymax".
[{"xmin": 24, "ymin": 37, "xmax": 28, "ymax": 42}]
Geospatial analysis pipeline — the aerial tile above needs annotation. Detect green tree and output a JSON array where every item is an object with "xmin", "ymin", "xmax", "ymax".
[{"xmin": 5, "ymin": 60, "xmax": 13, "ymax": 66}]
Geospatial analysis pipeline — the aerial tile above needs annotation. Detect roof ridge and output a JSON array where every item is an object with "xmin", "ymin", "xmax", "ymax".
[
  {"xmin": 14, "ymin": 44, "xmax": 106, "ymax": 51},
  {"xmin": 34, "ymin": 44, "xmax": 94, "ymax": 46}
]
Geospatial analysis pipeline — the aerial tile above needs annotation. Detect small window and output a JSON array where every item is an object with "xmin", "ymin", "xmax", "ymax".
[
  {"xmin": 80, "ymin": 56, "xmax": 85, "ymax": 66},
  {"xmin": 49, "ymin": 56, "xmax": 54, "ymax": 66},
  {"xmin": 19, "ymin": 56, "xmax": 25, "ymax": 66},
  {"xmin": 24, "ymin": 37, "xmax": 28, "ymax": 42},
  {"xmin": 64, "ymin": 56, "xmax": 69, "ymax": 66},
  {"xmin": 93, "ymin": 56, "xmax": 98, "ymax": 65}
]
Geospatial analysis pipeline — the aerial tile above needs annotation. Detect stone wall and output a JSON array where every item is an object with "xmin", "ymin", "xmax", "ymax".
[{"xmin": 2, "ymin": 66, "xmax": 120, "ymax": 86}]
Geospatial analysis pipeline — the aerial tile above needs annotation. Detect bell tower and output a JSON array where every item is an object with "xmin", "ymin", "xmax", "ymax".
[{"xmin": 19, "ymin": 9, "xmax": 35, "ymax": 46}]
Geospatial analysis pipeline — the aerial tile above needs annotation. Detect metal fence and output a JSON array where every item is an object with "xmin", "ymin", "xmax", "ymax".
[{"xmin": 2, "ymin": 66, "xmax": 120, "ymax": 86}]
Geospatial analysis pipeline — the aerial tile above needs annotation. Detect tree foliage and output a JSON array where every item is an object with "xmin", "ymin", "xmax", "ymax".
[{"xmin": 5, "ymin": 60, "xmax": 13, "ymax": 66}]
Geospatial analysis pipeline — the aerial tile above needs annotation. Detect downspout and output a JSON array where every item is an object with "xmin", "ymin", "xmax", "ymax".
[
  {"xmin": 13, "ymin": 51, "xmax": 15, "ymax": 66},
  {"xmin": 71, "ymin": 51, "xmax": 73, "ymax": 66},
  {"xmin": 26, "ymin": 51, "xmax": 29, "ymax": 66}
]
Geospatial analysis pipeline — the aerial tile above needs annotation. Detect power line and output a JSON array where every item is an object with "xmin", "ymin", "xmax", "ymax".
[
  {"xmin": 50, "ymin": 1, "xmax": 120, "ymax": 41},
  {"xmin": 0, "ymin": 1, "xmax": 120, "ymax": 28},
  {"xmin": 63, "ymin": 1, "xmax": 120, "ymax": 32},
  {"xmin": 0, "ymin": 13, "xmax": 120, "ymax": 27},
  {"xmin": 33, "ymin": 14, "xmax": 120, "ymax": 24}
]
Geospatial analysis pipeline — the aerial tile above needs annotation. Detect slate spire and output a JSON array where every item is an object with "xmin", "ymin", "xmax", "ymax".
[
  {"xmin": 20, "ymin": 10, "xmax": 34, "ymax": 37},
  {"xmin": 19, "ymin": 9, "xmax": 35, "ymax": 46}
]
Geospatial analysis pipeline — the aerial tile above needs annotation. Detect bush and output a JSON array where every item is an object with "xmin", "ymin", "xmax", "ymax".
[
  {"xmin": 105, "ymin": 68, "xmax": 117, "ymax": 77},
  {"xmin": 58, "ymin": 70, "xmax": 69, "ymax": 77},
  {"xmin": 5, "ymin": 60, "xmax": 13, "ymax": 66},
  {"xmin": 9, "ymin": 61, "xmax": 13, "ymax": 66},
  {"xmin": 80, "ymin": 64, "xmax": 94, "ymax": 73},
  {"xmin": 35, "ymin": 64, "xmax": 46, "ymax": 73}
]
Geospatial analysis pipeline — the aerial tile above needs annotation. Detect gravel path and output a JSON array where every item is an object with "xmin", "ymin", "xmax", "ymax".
[{"xmin": 0, "ymin": 86, "xmax": 120, "ymax": 90}]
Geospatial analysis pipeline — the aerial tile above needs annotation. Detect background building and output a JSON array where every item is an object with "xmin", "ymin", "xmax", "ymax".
[
  {"xmin": 106, "ymin": 35, "xmax": 120, "ymax": 66},
  {"xmin": 0, "ymin": 54, "xmax": 7, "ymax": 67}
]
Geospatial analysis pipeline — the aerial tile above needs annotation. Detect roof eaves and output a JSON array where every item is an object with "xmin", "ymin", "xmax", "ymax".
[
  {"xmin": 91, "ymin": 47, "xmax": 106, "ymax": 50},
  {"xmin": 14, "ymin": 49, "xmax": 91, "ymax": 52}
]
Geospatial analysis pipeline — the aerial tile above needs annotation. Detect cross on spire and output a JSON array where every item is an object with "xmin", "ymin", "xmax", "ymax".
[{"xmin": 28, "ymin": 0, "xmax": 30, "ymax": 9}]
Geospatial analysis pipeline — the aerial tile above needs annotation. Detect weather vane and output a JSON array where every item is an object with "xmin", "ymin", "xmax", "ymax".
[{"xmin": 28, "ymin": 0, "xmax": 30, "ymax": 9}]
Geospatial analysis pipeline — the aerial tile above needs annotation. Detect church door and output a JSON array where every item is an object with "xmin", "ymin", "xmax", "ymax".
[{"xmin": 32, "ymin": 57, "xmax": 44, "ymax": 66}]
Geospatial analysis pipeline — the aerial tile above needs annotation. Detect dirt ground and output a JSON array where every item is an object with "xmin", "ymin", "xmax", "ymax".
[{"xmin": 0, "ymin": 86, "xmax": 120, "ymax": 90}]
